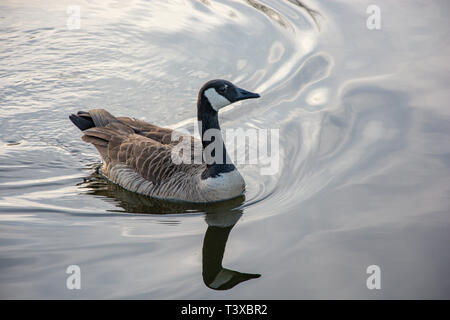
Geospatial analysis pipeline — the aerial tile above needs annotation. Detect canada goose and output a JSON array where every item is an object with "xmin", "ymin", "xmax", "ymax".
[{"xmin": 69, "ymin": 79, "xmax": 260, "ymax": 203}]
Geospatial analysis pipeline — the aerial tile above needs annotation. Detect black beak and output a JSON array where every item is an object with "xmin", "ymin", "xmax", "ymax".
[{"xmin": 235, "ymin": 87, "xmax": 260, "ymax": 101}]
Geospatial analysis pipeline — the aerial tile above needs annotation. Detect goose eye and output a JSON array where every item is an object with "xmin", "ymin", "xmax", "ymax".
[{"xmin": 218, "ymin": 86, "xmax": 226, "ymax": 94}]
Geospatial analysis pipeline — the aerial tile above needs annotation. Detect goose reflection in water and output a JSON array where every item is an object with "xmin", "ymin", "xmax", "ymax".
[
  {"xmin": 202, "ymin": 210, "xmax": 260, "ymax": 290},
  {"xmin": 78, "ymin": 171, "xmax": 261, "ymax": 290}
]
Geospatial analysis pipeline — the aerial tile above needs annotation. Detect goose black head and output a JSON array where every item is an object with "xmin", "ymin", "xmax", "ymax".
[{"xmin": 198, "ymin": 79, "xmax": 260, "ymax": 114}]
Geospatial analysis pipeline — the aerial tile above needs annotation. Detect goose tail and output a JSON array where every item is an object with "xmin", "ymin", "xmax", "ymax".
[{"xmin": 69, "ymin": 109, "xmax": 118, "ymax": 131}]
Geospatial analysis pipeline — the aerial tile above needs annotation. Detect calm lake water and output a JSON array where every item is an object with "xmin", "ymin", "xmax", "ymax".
[{"xmin": 1, "ymin": 0, "xmax": 450, "ymax": 299}]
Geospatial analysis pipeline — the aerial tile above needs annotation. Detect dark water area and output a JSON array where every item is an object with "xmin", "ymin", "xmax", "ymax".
[{"xmin": 1, "ymin": 0, "xmax": 449, "ymax": 298}]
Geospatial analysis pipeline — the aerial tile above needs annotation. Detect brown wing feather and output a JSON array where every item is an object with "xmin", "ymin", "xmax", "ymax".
[
  {"xmin": 107, "ymin": 134, "xmax": 197, "ymax": 185},
  {"xmin": 116, "ymin": 116, "xmax": 203, "ymax": 164},
  {"xmin": 80, "ymin": 109, "xmax": 203, "ymax": 186}
]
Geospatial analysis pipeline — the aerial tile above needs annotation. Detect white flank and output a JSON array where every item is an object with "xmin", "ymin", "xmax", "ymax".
[
  {"xmin": 102, "ymin": 164, "xmax": 244, "ymax": 203},
  {"xmin": 204, "ymin": 88, "xmax": 231, "ymax": 111}
]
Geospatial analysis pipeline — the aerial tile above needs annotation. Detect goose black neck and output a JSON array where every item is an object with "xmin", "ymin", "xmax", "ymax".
[{"xmin": 197, "ymin": 96, "xmax": 235, "ymax": 178}]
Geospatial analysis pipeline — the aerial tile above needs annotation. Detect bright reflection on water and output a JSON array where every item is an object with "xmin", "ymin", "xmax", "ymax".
[{"xmin": 1, "ymin": 0, "xmax": 450, "ymax": 298}]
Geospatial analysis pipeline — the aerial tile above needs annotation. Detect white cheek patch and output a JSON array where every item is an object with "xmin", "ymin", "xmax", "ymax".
[{"xmin": 204, "ymin": 88, "xmax": 231, "ymax": 111}]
